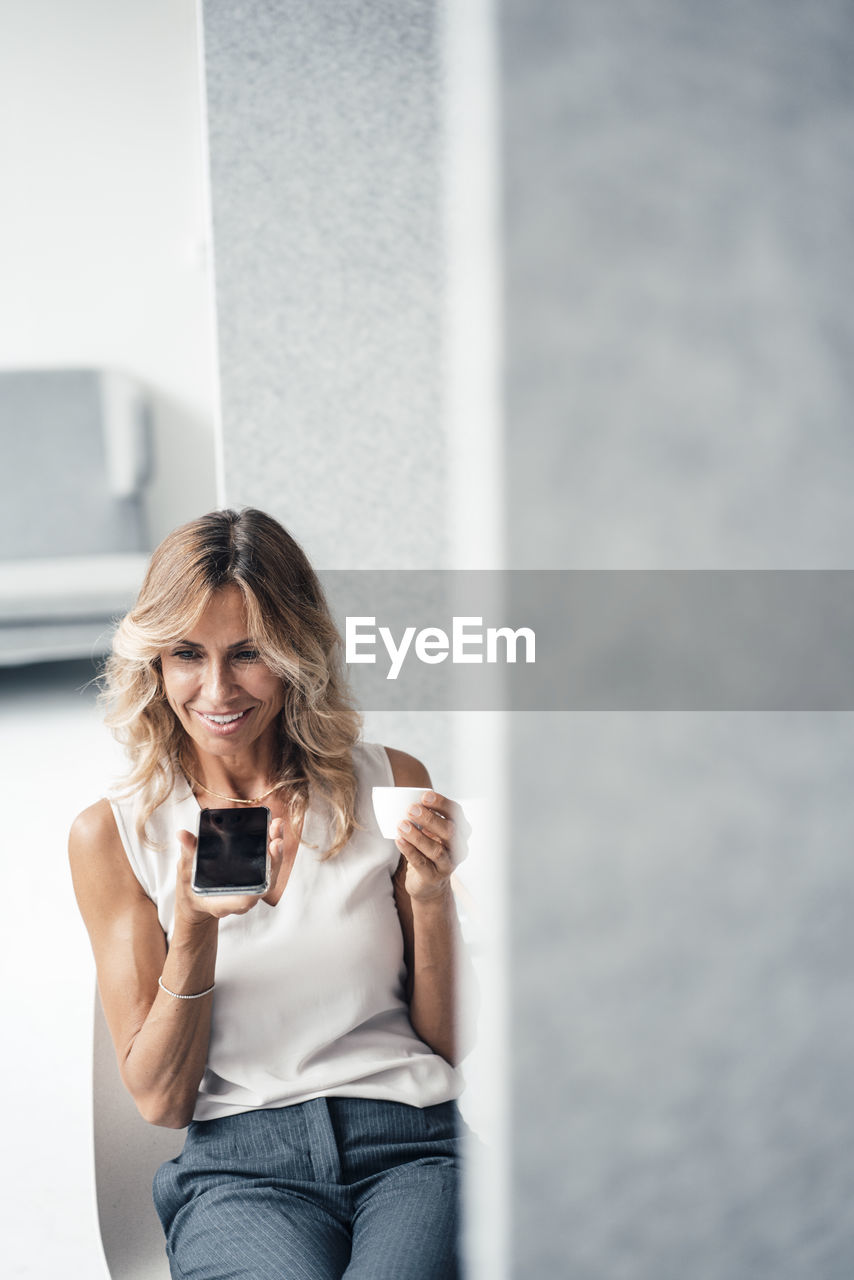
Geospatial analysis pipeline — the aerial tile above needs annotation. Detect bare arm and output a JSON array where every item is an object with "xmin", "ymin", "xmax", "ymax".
[
  {"xmin": 69, "ymin": 801, "xmax": 283, "ymax": 1128},
  {"xmin": 387, "ymin": 748, "xmax": 472, "ymax": 1066}
]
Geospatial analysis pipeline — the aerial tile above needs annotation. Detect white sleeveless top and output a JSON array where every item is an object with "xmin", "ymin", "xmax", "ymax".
[{"xmin": 110, "ymin": 741, "xmax": 461, "ymax": 1121}]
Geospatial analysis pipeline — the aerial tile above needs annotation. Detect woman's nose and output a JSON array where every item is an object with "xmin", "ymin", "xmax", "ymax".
[{"xmin": 203, "ymin": 658, "xmax": 236, "ymax": 703}]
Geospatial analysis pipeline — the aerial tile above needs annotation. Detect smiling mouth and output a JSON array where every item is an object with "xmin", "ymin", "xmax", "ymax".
[{"xmin": 194, "ymin": 709, "xmax": 253, "ymax": 728}]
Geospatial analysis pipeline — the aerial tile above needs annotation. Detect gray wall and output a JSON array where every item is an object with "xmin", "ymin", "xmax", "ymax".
[
  {"xmin": 503, "ymin": 0, "xmax": 854, "ymax": 570},
  {"xmin": 505, "ymin": 2, "xmax": 854, "ymax": 1278}
]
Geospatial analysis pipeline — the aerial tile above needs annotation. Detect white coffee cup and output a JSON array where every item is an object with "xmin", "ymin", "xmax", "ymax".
[{"xmin": 371, "ymin": 787, "xmax": 429, "ymax": 839}]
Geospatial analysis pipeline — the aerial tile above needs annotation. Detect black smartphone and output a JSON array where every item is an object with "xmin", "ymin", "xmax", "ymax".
[{"xmin": 191, "ymin": 806, "xmax": 271, "ymax": 895}]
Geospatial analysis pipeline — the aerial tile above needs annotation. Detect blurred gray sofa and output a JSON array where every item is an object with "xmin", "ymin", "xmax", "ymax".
[{"xmin": 0, "ymin": 369, "xmax": 153, "ymax": 665}]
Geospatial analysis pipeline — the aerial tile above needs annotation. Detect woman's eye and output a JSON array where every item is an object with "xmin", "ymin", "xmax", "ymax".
[
  {"xmin": 172, "ymin": 649, "xmax": 199, "ymax": 661},
  {"xmin": 234, "ymin": 649, "xmax": 260, "ymax": 662}
]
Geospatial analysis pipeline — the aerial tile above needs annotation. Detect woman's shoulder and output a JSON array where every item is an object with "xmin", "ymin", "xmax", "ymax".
[
  {"xmin": 382, "ymin": 747, "xmax": 431, "ymax": 788},
  {"xmin": 68, "ymin": 797, "xmax": 121, "ymax": 859},
  {"xmin": 352, "ymin": 740, "xmax": 431, "ymax": 788},
  {"xmin": 68, "ymin": 797, "xmax": 142, "ymax": 901}
]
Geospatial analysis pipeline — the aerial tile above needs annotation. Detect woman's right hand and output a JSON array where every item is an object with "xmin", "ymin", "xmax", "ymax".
[{"xmin": 174, "ymin": 817, "xmax": 286, "ymax": 924}]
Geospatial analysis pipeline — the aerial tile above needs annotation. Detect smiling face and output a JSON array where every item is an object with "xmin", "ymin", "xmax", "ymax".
[{"xmin": 160, "ymin": 584, "xmax": 285, "ymax": 767}]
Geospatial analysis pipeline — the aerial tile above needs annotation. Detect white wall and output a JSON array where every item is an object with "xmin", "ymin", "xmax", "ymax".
[{"xmin": 0, "ymin": 0, "xmax": 218, "ymax": 543}]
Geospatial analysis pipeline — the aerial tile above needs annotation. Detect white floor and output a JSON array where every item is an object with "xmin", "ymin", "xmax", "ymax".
[{"xmin": 2, "ymin": 661, "xmax": 120, "ymax": 1277}]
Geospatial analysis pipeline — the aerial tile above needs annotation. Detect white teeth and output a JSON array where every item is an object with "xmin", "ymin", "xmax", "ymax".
[{"xmin": 202, "ymin": 711, "xmax": 246, "ymax": 724}]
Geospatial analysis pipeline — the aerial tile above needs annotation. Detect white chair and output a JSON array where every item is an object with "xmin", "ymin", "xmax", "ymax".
[{"xmin": 93, "ymin": 998, "xmax": 183, "ymax": 1280}]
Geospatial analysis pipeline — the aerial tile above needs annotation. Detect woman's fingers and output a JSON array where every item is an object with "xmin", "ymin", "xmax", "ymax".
[
  {"xmin": 406, "ymin": 805, "xmax": 455, "ymax": 843},
  {"xmin": 268, "ymin": 817, "xmax": 285, "ymax": 874},
  {"xmin": 396, "ymin": 822, "xmax": 454, "ymax": 875},
  {"xmin": 402, "ymin": 793, "xmax": 469, "ymax": 867},
  {"xmin": 200, "ymin": 893, "xmax": 259, "ymax": 918},
  {"xmin": 417, "ymin": 791, "xmax": 472, "ymax": 838},
  {"xmin": 177, "ymin": 828, "xmax": 197, "ymax": 877},
  {"xmin": 394, "ymin": 791, "xmax": 474, "ymax": 901}
]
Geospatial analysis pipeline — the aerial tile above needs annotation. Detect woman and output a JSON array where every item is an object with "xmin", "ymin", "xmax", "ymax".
[{"xmin": 69, "ymin": 508, "xmax": 471, "ymax": 1280}]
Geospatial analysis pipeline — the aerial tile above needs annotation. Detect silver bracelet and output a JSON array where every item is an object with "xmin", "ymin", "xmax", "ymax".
[{"xmin": 158, "ymin": 974, "xmax": 215, "ymax": 1000}]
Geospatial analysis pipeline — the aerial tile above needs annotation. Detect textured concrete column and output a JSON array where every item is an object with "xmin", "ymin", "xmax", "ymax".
[{"xmin": 203, "ymin": 0, "xmax": 447, "ymax": 572}]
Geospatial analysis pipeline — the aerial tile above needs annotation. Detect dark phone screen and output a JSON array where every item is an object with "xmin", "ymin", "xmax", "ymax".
[{"xmin": 193, "ymin": 806, "xmax": 270, "ymax": 891}]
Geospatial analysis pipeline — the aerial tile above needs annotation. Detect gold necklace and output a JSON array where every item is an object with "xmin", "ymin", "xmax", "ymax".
[{"xmin": 181, "ymin": 768, "xmax": 283, "ymax": 806}]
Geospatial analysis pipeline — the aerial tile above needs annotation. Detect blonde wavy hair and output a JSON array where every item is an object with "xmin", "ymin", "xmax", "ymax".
[{"xmin": 102, "ymin": 508, "xmax": 362, "ymax": 856}]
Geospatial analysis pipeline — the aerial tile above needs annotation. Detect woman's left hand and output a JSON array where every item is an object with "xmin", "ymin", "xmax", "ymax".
[{"xmin": 395, "ymin": 791, "xmax": 470, "ymax": 904}]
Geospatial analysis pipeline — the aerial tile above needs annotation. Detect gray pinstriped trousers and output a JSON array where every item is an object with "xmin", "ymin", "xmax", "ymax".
[{"xmin": 152, "ymin": 1097, "xmax": 464, "ymax": 1279}]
